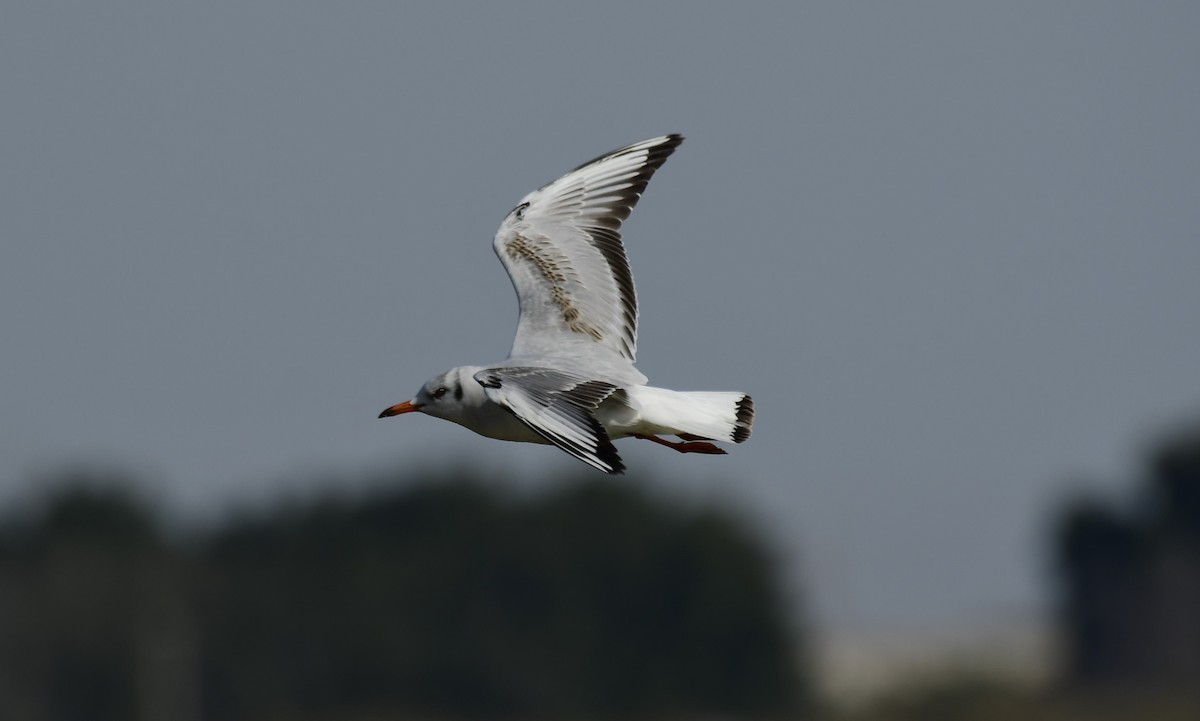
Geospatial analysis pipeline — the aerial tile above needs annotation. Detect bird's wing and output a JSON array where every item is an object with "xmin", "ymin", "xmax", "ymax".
[
  {"xmin": 474, "ymin": 367, "xmax": 625, "ymax": 474},
  {"xmin": 493, "ymin": 134, "xmax": 683, "ymax": 364}
]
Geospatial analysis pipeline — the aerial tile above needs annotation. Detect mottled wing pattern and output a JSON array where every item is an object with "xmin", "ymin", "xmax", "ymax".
[
  {"xmin": 493, "ymin": 135, "xmax": 684, "ymax": 363},
  {"xmin": 474, "ymin": 367, "xmax": 625, "ymax": 474}
]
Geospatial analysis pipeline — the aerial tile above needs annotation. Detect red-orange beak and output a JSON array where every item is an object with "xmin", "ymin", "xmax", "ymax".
[{"xmin": 377, "ymin": 400, "xmax": 423, "ymax": 418}]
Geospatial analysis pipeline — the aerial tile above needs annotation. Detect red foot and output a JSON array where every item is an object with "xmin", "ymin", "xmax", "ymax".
[{"xmin": 635, "ymin": 434, "xmax": 727, "ymax": 455}]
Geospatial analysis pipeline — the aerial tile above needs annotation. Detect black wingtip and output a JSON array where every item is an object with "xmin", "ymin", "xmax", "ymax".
[
  {"xmin": 568, "ymin": 134, "xmax": 685, "ymax": 176},
  {"xmin": 598, "ymin": 443, "xmax": 626, "ymax": 475},
  {"xmin": 585, "ymin": 410, "xmax": 626, "ymax": 475}
]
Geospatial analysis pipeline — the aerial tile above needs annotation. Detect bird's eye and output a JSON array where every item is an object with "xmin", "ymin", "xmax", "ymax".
[{"xmin": 432, "ymin": 386, "xmax": 449, "ymax": 399}]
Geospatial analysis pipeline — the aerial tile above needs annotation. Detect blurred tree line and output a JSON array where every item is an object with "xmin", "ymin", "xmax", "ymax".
[
  {"xmin": 835, "ymin": 420, "xmax": 1200, "ymax": 721},
  {"xmin": 1056, "ymin": 420, "xmax": 1200, "ymax": 692},
  {"xmin": 0, "ymin": 470, "xmax": 807, "ymax": 721}
]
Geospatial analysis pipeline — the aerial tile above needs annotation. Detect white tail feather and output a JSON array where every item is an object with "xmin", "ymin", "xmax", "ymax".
[{"xmin": 621, "ymin": 386, "xmax": 754, "ymax": 443}]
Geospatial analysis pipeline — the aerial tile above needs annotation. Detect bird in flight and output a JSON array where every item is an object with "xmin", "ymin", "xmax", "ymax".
[{"xmin": 378, "ymin": 135, "xmax": 753, "ymax": 474}]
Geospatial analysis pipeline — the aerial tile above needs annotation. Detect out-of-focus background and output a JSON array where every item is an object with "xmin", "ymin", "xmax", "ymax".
[{"xmin": 3, "ymin": 2, "xmax": 1199, "ymax": 719}]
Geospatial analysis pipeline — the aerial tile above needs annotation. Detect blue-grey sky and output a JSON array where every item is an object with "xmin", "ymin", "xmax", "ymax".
[{"xmin": 3, "ymin": 2, "xmax": 1199, "ymax": 636}]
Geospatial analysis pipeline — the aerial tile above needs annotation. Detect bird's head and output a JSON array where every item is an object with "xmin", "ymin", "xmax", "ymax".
[{"xmin": 377, "ymin": 366, "xmax": 481, "ymax": 422}]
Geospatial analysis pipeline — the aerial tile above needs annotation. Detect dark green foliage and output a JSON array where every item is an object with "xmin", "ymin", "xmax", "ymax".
[
  {"xmin": 0, "ymin": 471, "xmax": 806, "ymax": 721},
  {"xmin": 1151, "ymin": 423, "xmax": 1200, "ymax": 540},
  {"xmin": 0, "ymin": 484, "xmax": 164, "ymax": 721},
  {"xmin": 1054, "ymin": 422, "xmax": 1200, "ymax": 689}
]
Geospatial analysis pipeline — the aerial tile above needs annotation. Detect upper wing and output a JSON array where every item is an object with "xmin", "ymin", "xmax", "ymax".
[
  {"xmin": 493, "ymin": 135, "xmax": 684, "ymax": 364},
  {"xmin": 474, "ymin": 367, "xmax": 625, "ymax": 475}
]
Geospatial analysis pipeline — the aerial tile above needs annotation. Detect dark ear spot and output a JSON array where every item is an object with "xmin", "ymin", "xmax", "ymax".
[{"xmin": 454, "ymin": 383, "xmax": 464, "ymax": 402}]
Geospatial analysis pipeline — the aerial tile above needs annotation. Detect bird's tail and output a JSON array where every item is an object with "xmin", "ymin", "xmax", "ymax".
[{"xmin": 627, "ymin": 386, "xmax": 754, "ymax": 443}]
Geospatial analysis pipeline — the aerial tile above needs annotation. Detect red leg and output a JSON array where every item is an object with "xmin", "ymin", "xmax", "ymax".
[{"xmin": 635, "ymin": 434, "xmax": 727, "ymax": 455}]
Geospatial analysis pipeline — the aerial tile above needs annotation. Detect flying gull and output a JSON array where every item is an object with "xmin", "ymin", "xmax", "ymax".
[{"xmin": 378, "ymin": 135, "xmax": 753, "ymax": 474}]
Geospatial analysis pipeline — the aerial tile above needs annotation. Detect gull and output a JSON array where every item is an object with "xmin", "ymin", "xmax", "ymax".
[{"xmin": 378, "ymin": 135, "xmax": 753, "ymax": 474}]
